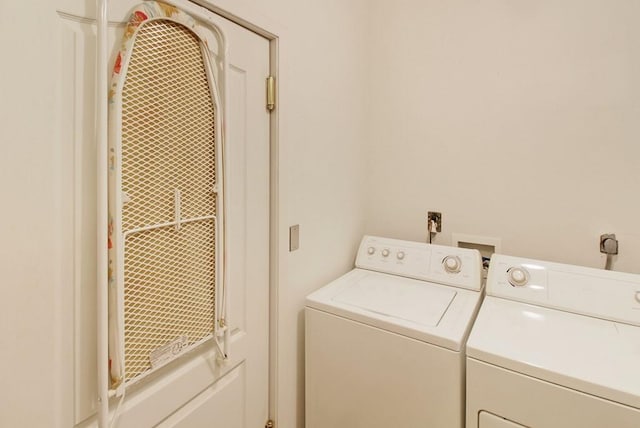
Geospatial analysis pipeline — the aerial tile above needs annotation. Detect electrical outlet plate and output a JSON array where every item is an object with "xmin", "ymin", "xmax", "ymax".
[
  {"xmin": 289, "ymin": 224, "xmax": 300, "ymax": 252},
  {"xmin": 427, "ymin": 211, "xmax": 442, "ymax": 232}
]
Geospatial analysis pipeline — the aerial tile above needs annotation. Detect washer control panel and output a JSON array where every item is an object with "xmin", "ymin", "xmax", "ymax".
[
  {"xmin": 443, "ymin": 255, "xmax": 462, "ymax": 274},
  {"xmin": 506, "ymin": 266, "xmax": 529, "ymax": 287},
  {"xmin": 488, "ymin": 254, "xmax": 640, "ymax": 327},
  {"xmin": 356, "ymin": 235, "xmax": 483, "ymax": 291}
]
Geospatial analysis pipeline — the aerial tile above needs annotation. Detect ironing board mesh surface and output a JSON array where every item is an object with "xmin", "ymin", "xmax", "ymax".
[{"xmin": 120, "ymin": 18, "xmax": 217, "ymax": 382}]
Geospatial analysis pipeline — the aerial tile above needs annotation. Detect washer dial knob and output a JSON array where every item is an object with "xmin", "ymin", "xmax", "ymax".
[
  {"xmin": 397, "ymin": 251, "xmax": 406, "ymax": 260},
  {"xmin": 443, "ymin": 255, "xmax": 462, "ymax": 273},
  {"xmin": 382, "ymin": 249, "xmax": 390, "ymax": 257},
  {"xmin": 367, "ymin": 246, "xmax": 376, "ymax": 255},
  {"xmin": 507, "ymin": 267, "xmax": 529, "ymax": 287}
]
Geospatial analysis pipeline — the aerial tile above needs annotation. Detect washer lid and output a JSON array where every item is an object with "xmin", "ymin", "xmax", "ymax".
[
  {"xmin": 467, "ymin": 297, "xmax": 640, "ymax": 410},
  {"xmin": 306, "ymin": 269, "xmax": 483, "ymax": 351},
  {"xmin": 332, "ymin": 274, "xmax": 456, "ymax": 327}
]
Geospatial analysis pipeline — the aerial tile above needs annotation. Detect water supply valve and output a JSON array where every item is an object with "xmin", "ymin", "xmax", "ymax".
[{"xmin": 600, "ymin": 234, "xmax": 618, "ymax": 255}]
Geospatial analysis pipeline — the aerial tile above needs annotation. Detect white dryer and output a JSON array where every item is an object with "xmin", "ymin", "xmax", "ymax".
[
  {"xmin": 305, "ymin": 235, "xmax": 483, "ymax": 428},
  {"xmin": 466, "ymin": 254, "xmax": 640, "ymax": 428}
]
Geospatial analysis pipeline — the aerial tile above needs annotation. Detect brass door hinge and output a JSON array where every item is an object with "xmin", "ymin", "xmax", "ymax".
[
  {"xmin": 266, "ymin": 75, "xmax": 276, "ymax": 111},
  {"xmin": 265, "ymin": 419, "xmax": 274, "ymax": 428}
]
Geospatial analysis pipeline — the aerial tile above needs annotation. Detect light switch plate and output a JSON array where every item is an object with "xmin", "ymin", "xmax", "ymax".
[{"xmin": 289, "ymin": 224, "xmax": 300, "ymax": 251}]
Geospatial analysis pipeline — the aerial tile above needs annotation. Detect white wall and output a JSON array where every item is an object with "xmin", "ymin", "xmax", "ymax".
[{"xmin": 365, "ymin": 0, "xmax": 640, "ymax": 273}]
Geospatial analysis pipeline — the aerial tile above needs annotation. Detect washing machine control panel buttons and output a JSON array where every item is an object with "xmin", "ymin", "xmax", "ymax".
[
  {"xmin": 442, "ymin": 255, "xmax": 462, "ymax": 274},
  {"xmin": 507, "ymin": 266, "xmax": 529, "ymax": 287},
  {"xmin": 356, "ymin": 236, "xmax": 482, "ymax": 290},
  {"xmin": 363, "ymin": 245, "xmax": 403, "ymax": 261}
]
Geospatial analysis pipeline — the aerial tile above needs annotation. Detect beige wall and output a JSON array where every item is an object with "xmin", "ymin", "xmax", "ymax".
[
  {"xmin": 365, "ymin": 0, "xmax": 640, "ymax": 273},
  {"xmin": 270, "ymin": 1, "xmax": 369, "ymax": 426}
]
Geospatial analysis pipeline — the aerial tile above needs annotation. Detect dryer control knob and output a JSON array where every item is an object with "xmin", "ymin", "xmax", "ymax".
[
  {"xmin": 443, "ymin": 256, "xmax": 462, "ymax": 273},
  {"xmin": 508, "ymin": 267, "xmax": 529, "ymax": 287},
  {"xmin": 382, "ymin": 249, "xmax": 390, "ymax": 257},
  {"xmin": 397, "ymin": 251, "xmax": 406, "ymax": 260},
  {"xmin": 367, "ymin": 246, "xmax": 376, "ymax": 255}
]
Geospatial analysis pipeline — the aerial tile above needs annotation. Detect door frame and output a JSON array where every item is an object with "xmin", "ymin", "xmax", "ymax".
[{"xmin": 184, "ymin": 1, "xmax": 285, "ymax": 424}]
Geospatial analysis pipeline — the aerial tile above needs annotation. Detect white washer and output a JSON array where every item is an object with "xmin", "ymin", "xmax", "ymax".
[
  {"xmin": 305, "ymin": 235, "xmax": 483, "ymax": 428},
  {"xmin": 466, "ymin": 254, "xmax": 640, "ymax": 428}
]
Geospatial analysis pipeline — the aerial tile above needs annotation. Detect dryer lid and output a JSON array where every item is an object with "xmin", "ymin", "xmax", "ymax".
[
  {"xmin": 467, "ymin": 297, "xmax": 640, "ymax": 410},
  {"xmin": 332, "ymin": 274, "xmax": 456, "ymax": 327}
]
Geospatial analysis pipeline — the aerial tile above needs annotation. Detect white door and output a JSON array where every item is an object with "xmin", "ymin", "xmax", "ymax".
[{"xmin": 0, "ymin": 1, "xmax": 270, "ymax": 427}]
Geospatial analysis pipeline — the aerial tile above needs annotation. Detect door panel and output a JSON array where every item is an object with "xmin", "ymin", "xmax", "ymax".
[
  {"xmin": 109, "ymin": 3, "xmax": 270, "ymax": 426},
  {"xmin": 0, "ymin": 1, "xmax": 269, "ymax": 426},
  {"xmin": 57, "ymin": 13, "xmax": 100, "ymax": 424},
  {"xmin": 221, "ymin": 12, "xmax": 271, "ymax": 426},
  {"xmin": 479, "ymin": 412, "xmax": 526, "ymax": 428},
  {"xmin": 159, "ymin": 364, "xmax": 246, "ymax": 428},
  {"xmin": 111, "ymin": 4, "xmax": 270, "ymax": 426}
]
